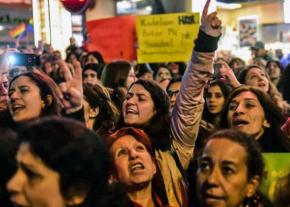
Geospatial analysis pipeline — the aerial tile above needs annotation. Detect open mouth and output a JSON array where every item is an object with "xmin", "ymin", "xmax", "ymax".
[
  {"xmin": 129, "ymin": 162, "xmax": 145, "ymax": 173},
  {"xmin": 11, "ymin": 104, "xmax": 25, "ymax": 113},
  {"xmin": 202, "ymin": 193, "xmax": 224, "ymax": 205},
  {"xmin": 258, "ymin": 82, "xmax": 267, "ymax": 89},
  {"xmin": 232, "ymin": 119, "xmax": 249, "ymax": 127},
  {"xmin": 10, "ymin": 197, "xmax": 27, "ymax": 207},
  {"xmin": 208, "ymin": 105, "xmax": 216, "ymax": 110},
  {"xmin": 126, "ymin": 108, "xmax": 138, "ymax": 115}
]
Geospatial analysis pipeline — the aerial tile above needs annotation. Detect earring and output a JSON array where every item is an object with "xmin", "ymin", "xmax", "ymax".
[
  {"xmin": 89, "ymin": 108, "xmax": 99, "ymax": 119},
  {"xmin": 263, "ymin": 120, "xmax": 271, "ymax": 128},
  {"xmin": 89, "ymin": 110, "xmax": 98, "ymax": 119},
  {"xmin": 41, "ymin": 101, "xmax": 46, "ymax": 109}
]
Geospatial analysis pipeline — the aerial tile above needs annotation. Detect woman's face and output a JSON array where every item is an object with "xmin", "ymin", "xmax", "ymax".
[
  {"xmin": 44, "ymin": 62, "xmax": 53, "ymax": 74},
  {"xmin": 167, "ymin": 81, "xmax": 181, "ymax": 113},
  {"xmin": 7, "ymin": 143, "xmax": 66, "ymax": 207},
  {"xmin": 139, "ymin": 72, "xmax": 153, "ymax": 81},
  {"xmin": 267, "ymin": 62, "xmax": 281, "ymax": 79},
  {"xmin": 245, "ymin": 67, "xmax": 269, "ymax": 92},
  {"xmin": 0, "ymin": 74, "xmax": 9, "ymax": 111},
  {"xmin": 68, "ymin": 54, "xmax": 77, "ymax": 63},
  {"xmin": 227, "ymin": 91, "xmax": 269, "ymax": 139},
  {"xmin": 197, "ymin": 138, "xmax": 257, "ymax": 207},
  {"xmin": 206, "ymin": 85, "xmax": 225, "ymax": 114},
  {"xmin": 86, "ymin": 55, "xmax": 99, "ymax": 64},
  {"xmin": 122, "ymin": 84, "xmax": 156, "ymax": 126},
  {"xmin": 83, "ymin": 69, "xmax": 98, "ymax": 86},
  {"xmin": 155, "ymin": 67, "xmax": 172, "ymax": 83},
  {"xmin": 110, "ymin": 135, "xmax": 156, "ymax": 187},
  {"xmin": 8, "ymin": 76, "xmax": 43, "ymax": 122},
  {"xmin": 126, "ymin": 67, "xmax": 136, "ymax": 89}
]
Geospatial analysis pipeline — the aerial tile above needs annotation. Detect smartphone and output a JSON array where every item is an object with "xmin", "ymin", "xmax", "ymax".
[
  {"xmin": 213, "ymin": 63, "xmax": 222, "ymax": 79},
  {"xmin": 9, "ymin": 53, "xmax": 40, "ymax": 67}
]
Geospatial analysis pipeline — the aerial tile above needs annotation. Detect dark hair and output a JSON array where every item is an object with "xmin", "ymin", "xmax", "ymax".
[
  {"xmin": 220, "ymin": 85, "xmax": 285, "ymax": 129},
  {"xmin": 169, "ymin": 62, "xmax": 187, "ymax": 76},
  {"xmin": 83, "ymin": 84, "xmax": 120, "ymax": 134},
  {"xmin": 200, "ymin": 129, "xmax": 264, "ymax": 180},
  {"xmin": 18, "ymin": 117, "xmax": 113, "ymax": 207},
  {"xmin": 219, "ymin": 85, "xmax": 288, "ymax": 151},
  {"xmin": 65, "ymin": 52, "xmax": 80, "ymax": 63},
  {"xmin": 83, "ymin": 63, "xmax": 103, "ymax": 79},
  {"xmin": 202, "ymin": 80, "xmax": 233, "ymax": 124},
  {"xmin": 9, "ymin": 71, "xmax": 62, "ymax": 117},
  {"xmin": 0, "ymin": 128, "xmax": 17, "ymax": 207},
  {"xmin": 281, "ymin": 64, "xmax": 290, "ymax": 103},
  {"xmin": 229, "ymin": 57, "xmax": 245, "ymax": 69},
  {"xmin": 85, "ymin": 51, "xmax": 105, "ymax": 64},
  {"xmin": 154, "ymin": 64, "xmax": 173, "ymax": 79},
  {"xmin": 265, "ymin": 60, "xmax": 284, "ymax": 74},
  {"xmin": 135, "ymin": 64, "xmax": 154, "ymax": 78},
  {"xmin": 125, "ymin": 79, "xmax": 171, "ymax": 151},
  {"xmin": 166, "ymin": 76, "xmax": 182, "ymax": 92},
  {"xmin": 101, "ymin": 60, "xmax": 132, "ymax": 89}
]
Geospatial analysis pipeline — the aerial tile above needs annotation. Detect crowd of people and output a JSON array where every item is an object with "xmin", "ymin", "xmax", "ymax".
[{"xmin": 0, "ymin": 0, "xmax": 290, "ymax": 206}]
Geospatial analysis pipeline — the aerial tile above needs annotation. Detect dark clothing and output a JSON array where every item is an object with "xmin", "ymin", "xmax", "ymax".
[{"xmin": 258, "ymin": 128, "xmax": 290, "ymax": 152}]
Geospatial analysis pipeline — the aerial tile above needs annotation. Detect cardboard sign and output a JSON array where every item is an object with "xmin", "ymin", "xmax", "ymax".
[
  {"xmin": 136, "ymin": 12, "xmax": 199, "ymax": 63},
  {"xmin": 86, "ymin": 16, "xmax": 137, "ymax": 62},
  {"xmin": 260, "ymin": 153, "xmax": 290, "ymax": 201}
]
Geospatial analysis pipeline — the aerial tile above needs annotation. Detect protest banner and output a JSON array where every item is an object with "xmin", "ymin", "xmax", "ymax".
[
  {"xmin": 136, "ymin": 12, "xmax": 199, "ymax": 63},
  {"xmin": 86, "ymin": 16, "xmax": 137, "ymax": 62},
  {"xmin": 260, "ymin": 153, "xmax": 290, "ymax": 201}
]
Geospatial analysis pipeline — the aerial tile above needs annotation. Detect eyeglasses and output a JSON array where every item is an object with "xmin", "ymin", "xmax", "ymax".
[{"xmin": 167, "ymin": 90, "xmax": 180, "ymax": 98}]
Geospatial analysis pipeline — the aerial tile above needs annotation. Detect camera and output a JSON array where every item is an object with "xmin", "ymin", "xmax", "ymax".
[{"xmin": 8, "ymin": 53, "xmax": 40, "ymax": 67}]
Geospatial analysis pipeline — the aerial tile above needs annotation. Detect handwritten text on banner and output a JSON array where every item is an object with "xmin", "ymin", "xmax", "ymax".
[{"xmin": 137, "ymin": 13, "xmax": 199, "ymax": 63}]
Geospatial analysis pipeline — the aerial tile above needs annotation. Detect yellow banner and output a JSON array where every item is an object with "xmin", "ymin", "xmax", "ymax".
[{"xmin": 136, "ymin": 12, "xmax": 199, "ymax": 63}]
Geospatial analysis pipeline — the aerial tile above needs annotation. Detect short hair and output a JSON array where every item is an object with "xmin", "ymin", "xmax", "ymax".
[
  {"xmin": 18, "ymin": 116, "xmax": 111, "ymax": 207},
  {"xmin": 200, "ymin": 129, "xmax": 264, "ymax": 180},
  {"xmin": 125, "ymin": 79, "xmax": 171, "ymax": 151},
  {"xmin": 9, "ymin": 71, "xmax": 62, "ymax": 117}
]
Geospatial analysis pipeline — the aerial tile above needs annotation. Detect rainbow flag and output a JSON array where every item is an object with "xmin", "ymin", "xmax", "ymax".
[
  {"xmin": 8, "ymin": 22, "xmax": 26, "ymax": 38},
  {"xmin": 8, "ymin": 18, "xmax": 34, "ymax": 40}
]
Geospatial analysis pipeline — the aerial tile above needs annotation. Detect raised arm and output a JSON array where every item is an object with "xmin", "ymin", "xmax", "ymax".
[{"xmin": 170, "ymin": 0, "xmax": 222, "ymax": 169}]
